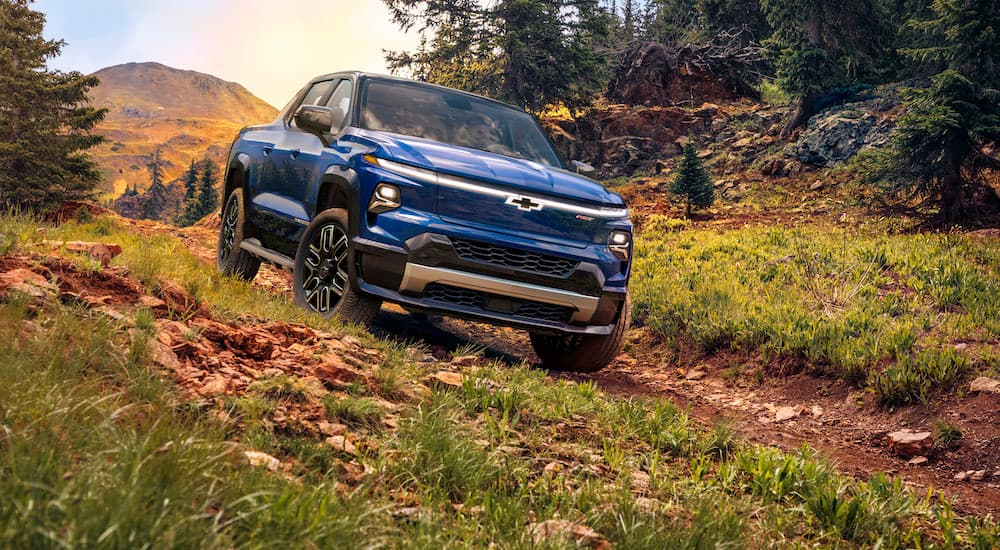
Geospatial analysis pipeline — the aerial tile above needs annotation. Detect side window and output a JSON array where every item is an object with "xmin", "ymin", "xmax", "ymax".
[
  {"xmin": 325, "ymin": 80, "xmax": 354, "ymax": 132},
  {"xmin": 290, "ymin": 80, "xmax": 335, "ymax": 128}
]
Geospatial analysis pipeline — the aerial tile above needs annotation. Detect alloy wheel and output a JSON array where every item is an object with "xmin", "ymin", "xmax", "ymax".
[
  {"xmin": 302, "ymin": 224, "xmax": 350, "ymax": 313},
  {"xmin": 219, "ymin": 198, "xmax": 239, "ymax": 262}
]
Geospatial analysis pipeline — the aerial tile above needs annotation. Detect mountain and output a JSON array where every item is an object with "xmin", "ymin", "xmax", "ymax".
[{"xmin": 87, "ymin": 62, "xmax": 278, "ymax": 199}]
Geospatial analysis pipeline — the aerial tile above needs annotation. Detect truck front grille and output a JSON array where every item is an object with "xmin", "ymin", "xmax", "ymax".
[
  {"xmin": 451, "ymin": 238, "xmax": 579, "ymax": 278},
  {"xmin": 423, "ymin": 283, "xmax": 573, "ymax": 324}
]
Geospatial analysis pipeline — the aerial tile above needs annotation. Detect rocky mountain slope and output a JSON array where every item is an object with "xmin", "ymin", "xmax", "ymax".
[{"xmin": 87, "ymin": 62, "xmax": 277, "ymax": 197}]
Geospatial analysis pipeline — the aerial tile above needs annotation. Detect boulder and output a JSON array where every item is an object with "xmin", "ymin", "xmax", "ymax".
[
  {"xmin": 787, "ymin": 109, "xmax": 893, "ymax": 166},
  {"xmin": 887, "ymin": 430, "xmax": 933, "ymax": 459}
]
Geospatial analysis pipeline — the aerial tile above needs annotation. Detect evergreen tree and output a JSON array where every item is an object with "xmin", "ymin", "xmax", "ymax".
[
  {"xmin": 197, "ymin": 159, "xmax": 218, "ymax": 217},
  {"xmin": 141, "ymin": 148, "xmax": 168, "ymax": 220},
  {"xmin": 0, "ymin": 0, "xmax": 107, "ymax": 211},
  {"xmin": 761, "ymin": 0, "xmax": 891, "ymax": 136},
  {"xmin": 182, "ymin": 159, "xmax": 198, "ymax": 201},
  {"xmin": 670, "ymin": 142, "xmax": 715, "ymax": 217},
  {"xmin": 888, "ymin": 0, "xmax": 1000, "ymax": 222},
  {"xmin": 384, "ymin": 0, "xmax": 612, "ymax": 112}
]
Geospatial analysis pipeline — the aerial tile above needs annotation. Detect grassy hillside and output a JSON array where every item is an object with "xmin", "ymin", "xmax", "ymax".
[
  {"xmin": 87, "ymin": 63, "xmax": 278, "ymax": 198},
  {"xmin": 1, "ymin": 209, "xmax": 998, "ymax": 547},
  {"xmin": 632, "ymin": 220, "xmax": 1000, "ymax": 405}
]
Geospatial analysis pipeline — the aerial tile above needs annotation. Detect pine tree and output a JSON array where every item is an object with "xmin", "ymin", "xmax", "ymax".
[
  {"xmin": 141, "ymin": 148, "xmax": 168, "ymax": 220},
  {"xmin": 384, "ymin": 0, "xmax": 612, "ymax": 112},
  {"xmin": 761, "ymin": 0, "xmax": 891, "ymax": 136},
  {"xmin": 197, "ymin": 159, "xmax": 218, "ymax": 218},
  {"xmin": 670, "ymin": 142, "xmax": 715, "ymax": 217},
  {"xmin": 182, "ymin": 159, "xmax": 198, "ymax": 201},
  {"xmin": 0, "ymin": 0, "xmax": 107, "ymax": 211},
  {"xmin": 888, "ymin": 0, "xmax": 1000, "ymax": 222}
]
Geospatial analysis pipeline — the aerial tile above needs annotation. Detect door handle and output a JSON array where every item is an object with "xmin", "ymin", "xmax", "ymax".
[
  {"xmin": 262, "ymin": 146, "xmax": 273, "ymax": 156},
  {"xmin": 290, "ymin": 149, "xmax": 301, "ymax": 159}
]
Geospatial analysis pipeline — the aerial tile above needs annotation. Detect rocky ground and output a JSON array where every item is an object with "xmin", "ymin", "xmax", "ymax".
[{"xmin": 18, "ymin": 201, "xmax": 996, "ymax": 516}]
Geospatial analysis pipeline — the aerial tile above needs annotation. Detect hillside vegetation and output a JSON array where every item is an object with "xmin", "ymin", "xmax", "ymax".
[
  {"xmin": 87, "ymin": 62, "xmax": 277, "ymax": 198},
  {"xmin": 1, "ymin": 206, "xmax": 999, "ymax": 547},
  {"xmin": 632, "ymin": 221, "xmax": 999, "ymax": 405}
]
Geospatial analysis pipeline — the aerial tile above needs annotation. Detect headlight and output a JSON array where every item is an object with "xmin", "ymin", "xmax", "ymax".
[
  {"xmin": 609, "ymin": 230, "xmax": 631, "ymax": 260},
  {"xmin": 368, "ymin": 183, "xmax": 401, "ymax": 214}
]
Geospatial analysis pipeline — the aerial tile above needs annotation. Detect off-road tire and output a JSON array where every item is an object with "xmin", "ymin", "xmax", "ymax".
[
  {"xmin": 293, "ymin": 208, "xmax": 381, "ymax": 324},
  {"xmin": 217, "ymin": 188, "xmax": 261, "ymax": 281},
  {"xmin": 529, "ymin": 294, "xmax": 631, "ymax": 373}
]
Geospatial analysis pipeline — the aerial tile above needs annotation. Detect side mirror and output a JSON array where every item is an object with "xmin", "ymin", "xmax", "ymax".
[
  {"xmin": 571, "ymin": 160, "xmax": 596, "ymax": 175},
  {"xmin": 294, "ymin": 105, "xmax": 335, "ymax": 135}
]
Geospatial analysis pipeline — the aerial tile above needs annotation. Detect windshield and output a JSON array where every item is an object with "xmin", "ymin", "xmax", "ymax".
[{"xmin": 360, "ymin": 79, "xmax": 563, "ymax": 167}]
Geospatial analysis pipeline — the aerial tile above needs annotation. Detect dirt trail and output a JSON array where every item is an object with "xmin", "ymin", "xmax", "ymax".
[{"xmin": 169, "ymin": 220, "xmax": 1000, "ymax": 516}]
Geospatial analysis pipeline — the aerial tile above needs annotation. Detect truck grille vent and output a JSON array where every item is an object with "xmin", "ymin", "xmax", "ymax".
[
  {"xmin": 451, "ymin": 238, "xmax": 579, "ymax": 278},
  {"xmin": 423, "ymin": 283, "xmax": 573, "ymax": 324}
]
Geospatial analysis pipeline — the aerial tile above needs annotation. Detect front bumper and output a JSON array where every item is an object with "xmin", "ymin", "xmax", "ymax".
[{"xmin": 352, "ymin": 232, "xmax": 627, "ymax": 336}]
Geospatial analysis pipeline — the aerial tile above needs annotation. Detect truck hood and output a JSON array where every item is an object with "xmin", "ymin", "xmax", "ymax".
[{"xmin": 356, "ymin": 130, "xmax": 624, "ymax": 207}]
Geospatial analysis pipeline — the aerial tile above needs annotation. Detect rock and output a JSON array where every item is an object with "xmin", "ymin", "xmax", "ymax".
[
  {"xmin": 0, "ymin": 268, "xmax": 57, "ymax": 300},
  {"xmin": 201, "ymin": 375, "xmax": 229, "ymax": 396},
  {"xmin": 49, "ymin": 241, "xmax": 122, "ymax": 267},
  {"xmin": 244, "ymin": 450, "xmax": 281, "ymax": 471},
  {"xmin": 971, "ymin": 470, "xmax": 986, "ymax": 482},
  {"xmin": 955, "ymin": 471, "xmax": 968, "ymax": 481},
  {"xmin": 430, "ymin": 345, "xmax": 452, "ymax": 362},
  {"xmin": 139, "ymin": 295, "xmax": 168, "ymax": 311},
  {"xmin": 151, "ymin": 341, "xmax": 181, "ymax": 370},
  {"xmin": 428, "ymin": 371, "xmax": 464, "ymax": 390},
  {"xmin": 809, "ymin": 180, "xmax": 825, "ymax": 191},
  {"xmin": 326, "ymin": 435, "xmax": 357, "ymax": 456},
  {"xmin": 810, "ymin": 405, "xmax": 824, "ymax": 417},
  {"xmin": 530, "ymin": 519, "xmax": 610, "ymax": 549},
  {"xmin": 953, "ymin": 342, "xmax": 969, "ymax": 351},
  {"xmin": 154, "ymin": 281, "xmax": 199, "ymax": 315},
  {"xmin": 543, "ymin": 462, "xmax": 562, "ymax": 475},
  {"xmin": 787, "ymin": 106, "xmax": 894, "ymax": 166},
  {"xmin": 969, "ymin": 376, "xmax": 1000, "ymax": 394},
  {"xmin": 733, "ymin": 137, "xmax": 755, "ymax": 148},
  {"xmin": 315, "ymin": 355, "xmax": 365, "ymax": 388},
  {"xmin": 775, "ymin": 406, "xmax": 805, "ymax": 422},
  {"xmin": 675, "ymin": 135, "xmax": 690, "ymax": 148},
  {"xmin": 684, "ymin": 369, "xmax": 707, "ymax": 380},
  {"xmin": 908, "ymin": 456, "xmax": 929, "ymax": 466},
  {"xmin": 887, "ymin": 430, "xmax": 933, "ymax": 459},
  {"xmin": 451, "ymin": 355, "xmax": 479, "ymax": 368},
  {"xmin": 317, "ymin": 421, "xmax": 347, "ymax": 437}
]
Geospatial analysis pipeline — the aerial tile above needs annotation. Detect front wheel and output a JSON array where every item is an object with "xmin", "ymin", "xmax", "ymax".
[
  {"xmin": 529, "ymin": 295, "xmax": 630, "ymax": 373},
  {"xmin": 217, "ymin": 188, "xmax": 261, "ymax": 281},
  {"xmin": 293, "ymin": 208, "xmax": 381, "ymax": 324}
]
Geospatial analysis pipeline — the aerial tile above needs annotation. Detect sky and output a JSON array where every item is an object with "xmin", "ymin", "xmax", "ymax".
[{"xmin": 34, "ymin": 0, "xmax": 421, "ymax": 108}]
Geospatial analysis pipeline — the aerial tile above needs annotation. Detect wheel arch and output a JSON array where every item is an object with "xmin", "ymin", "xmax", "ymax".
[{"xmin": 315, "ymin": 166, "xmax": 361, "ymax": 237}]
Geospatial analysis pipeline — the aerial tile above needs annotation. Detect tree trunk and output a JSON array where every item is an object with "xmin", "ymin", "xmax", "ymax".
[
  {"xmin": 781, "ymin": 92, "xmax": 817, "ymax": 138},
  {"xmin": 939, "ymin": 168, "xmax": 965, "ymax": 223},
  {"xmin": 781, "ymin": 13, "xmax": 823, "ymax": 138}
]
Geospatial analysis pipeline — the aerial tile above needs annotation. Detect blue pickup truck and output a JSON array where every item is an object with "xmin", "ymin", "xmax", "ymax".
[{"xmin": 217, "ymin": 72, "xmax": 632, "ymax": 372}]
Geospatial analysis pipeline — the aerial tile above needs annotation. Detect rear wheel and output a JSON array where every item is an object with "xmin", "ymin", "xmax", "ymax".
[
  {"xmin": 293, "ymin": 208, "xmax": 381, "ymax": 324},
  {"xmin": 529, "ymin": 294, "xmax": 630, "ymax": 373},
  {"xmin": 217, "ymin": 188, "xmax": 261, "ymax": 281}
]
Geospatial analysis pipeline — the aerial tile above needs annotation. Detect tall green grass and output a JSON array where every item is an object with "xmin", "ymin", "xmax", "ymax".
[
  {"xmin": 1, "ymin": 211, "xmax": 998, "ymax": 547},
  {"xmin": 632, "ymin": 224, "xmax": 999, "ymax": 402}
]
